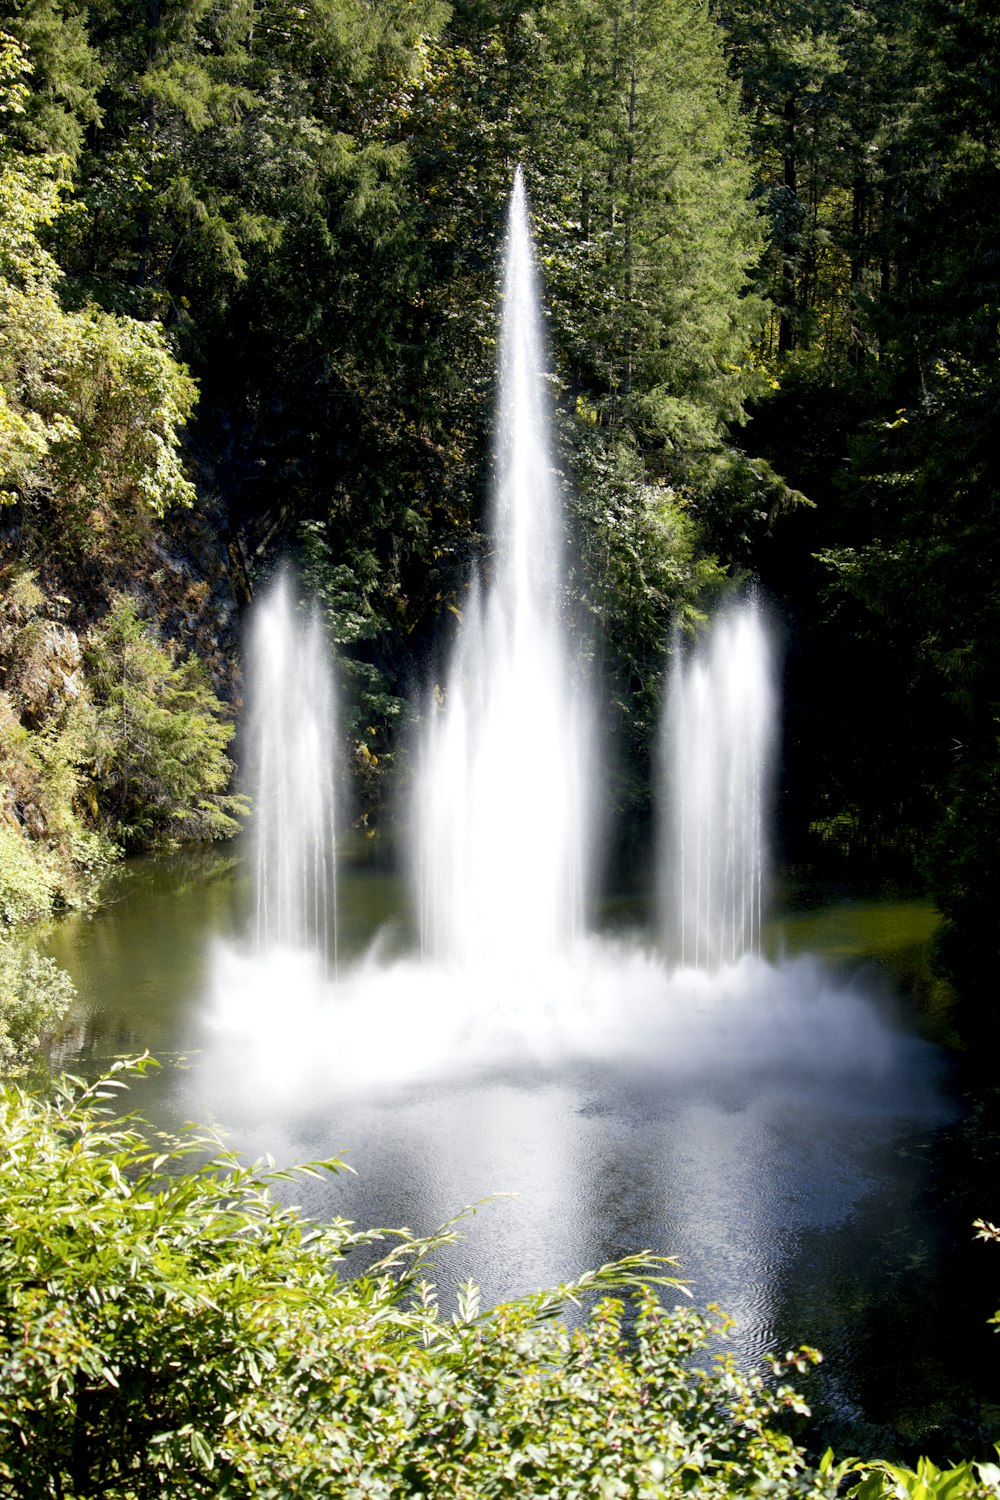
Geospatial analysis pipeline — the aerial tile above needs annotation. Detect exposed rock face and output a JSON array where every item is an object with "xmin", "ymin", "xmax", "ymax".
[
  {"xmin": 0, "ymin": 572, "xmax": 81, "ymax": 723},
  {"xmin": 2, "ymin": 487, "xmax": 245, "ymax": 706},
  {"xmin": 0, "ymin": 572, "xmax": 85, "ymax": 847},
  {"xmin": 146, "ymin": 519, "xmax": 242, "ymax": 701},
  {"xmin": 8, "ymin": 620, "xmax": 82, "ymax": 728},
  {"xmin": 0, "ymin": 502, "xmax": 246, "ymax": 918}
]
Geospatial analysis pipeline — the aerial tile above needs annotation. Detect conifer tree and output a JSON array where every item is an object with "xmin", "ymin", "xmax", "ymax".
[{"xmin": 825, "ymin": 0, "xmax": 1000, "ymax": 1009}]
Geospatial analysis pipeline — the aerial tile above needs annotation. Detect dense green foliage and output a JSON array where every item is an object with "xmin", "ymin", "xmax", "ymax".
[
  {"xmin": 1, "ymin": 31, "xmax": 239, "ymax": 897},
  {"xmin": 703, "ymin": 0, "xmax": 1000, "ymax": 1004},
  {"xmin": 2, "ymin": 1061, "xmax": 996, "ymax": 1499},
  {"xmin": 810, "ymin": 0, "xmax": 1000, "ymax": 1009},
  {"xmin": 0, "ymin": 0, "xmax": 763, "ymax": 840},
  {"xmin": 0, "ymin": 34, "xmax": 198, "ymax": 547},
  {"xmin": 83, "ymin": 595, "xmax": 245, "ymax": 850},
  {"xmin": 0, "ymin": 937, "xmax": 74, "ymax": 1074},
  {"xmin": 0, "ymin": 564, "xmax": 240, "ymax": 915}
]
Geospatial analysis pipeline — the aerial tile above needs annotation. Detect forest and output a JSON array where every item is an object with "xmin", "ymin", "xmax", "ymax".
[{"xmin": 1, "ymin": 0, "xmax": 1000, "ymax": 1489}]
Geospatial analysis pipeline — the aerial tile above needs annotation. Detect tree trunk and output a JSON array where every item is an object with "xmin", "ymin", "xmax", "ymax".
[{"xmin": 778, "ymin": 94, "xmax": 799, "ymax": 355}]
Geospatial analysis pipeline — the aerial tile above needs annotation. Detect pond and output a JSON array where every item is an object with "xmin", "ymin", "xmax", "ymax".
[{"xmin": 36, "ymin": 844, "xmax": 999, "ymax": 1458}]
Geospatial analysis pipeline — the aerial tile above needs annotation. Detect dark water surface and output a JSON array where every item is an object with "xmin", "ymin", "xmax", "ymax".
[{"xmin": 37, "ymin": 847, "xmax": 999, "ymax": 1457}]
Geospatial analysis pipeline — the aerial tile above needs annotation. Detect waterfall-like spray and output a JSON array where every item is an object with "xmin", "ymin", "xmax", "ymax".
[
  {"xmin": 660, "ymin": 599, "xmax": 776, "ymax": 970},
  {"xmin": 211, "ymin": 181, "xmax": 909, "ymax": 1114},
  {"xmin": 245, "ymin": 571, "xmax": 338, "ymax": 970},
  {"xmin": 414, "ymin": 168, "xmax": 588, "ymax": 969}
]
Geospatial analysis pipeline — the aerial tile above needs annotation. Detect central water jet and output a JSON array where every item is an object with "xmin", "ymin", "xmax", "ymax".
[{"xmin": 413, "ymin": 168, "xmax": 588, "ymax": 970}]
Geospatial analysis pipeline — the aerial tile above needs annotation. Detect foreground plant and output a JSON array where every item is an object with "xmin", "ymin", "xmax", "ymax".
[{"xmin": 0, "ymin": 1059, "xmax": 995, "ymax": 1499}]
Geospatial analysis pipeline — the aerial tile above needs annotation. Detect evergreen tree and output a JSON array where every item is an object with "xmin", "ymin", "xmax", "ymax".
[
  {"xmin": 0, "ymin": 0, "xmax": 102, "ymax": 159},
  {"xmin": 820, "ymin": 0, "xmax": 1000, "ymax": 1007},
  {"xmin": 83, "ymin": 595, "xmax": 245, "ymax": 849},
  {"xmin": 717, "ymin": 0, "xmax": 907, "ymax": 373}
]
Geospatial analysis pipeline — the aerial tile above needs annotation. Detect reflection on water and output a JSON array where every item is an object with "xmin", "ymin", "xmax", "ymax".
[{"xmin": 36, "ymin": 847, "xmax": 982, "ymax": 1449}]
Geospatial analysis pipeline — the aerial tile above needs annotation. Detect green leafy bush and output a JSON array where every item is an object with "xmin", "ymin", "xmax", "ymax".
[
  {"xmin": 0, "ymin": 1059, "xmax": 834, "ymax": 1500},
  {"xmin": 0, "ymin": 821, "xmax": 59, "ymax": 924},
  {"xmin": 1, "ymin": 33, "xmax": 197, "ymax": 536},
  {"xmin": 843, "ymin": 1455, "xmax": 999, "ymax": 1500},
  {"xmin": 1, "ymin": 577, "xmax": 243, "ymax": 895},
  {"xmin": 0, "ymin": 569, "xmax": 117, "ymax": 916},
  {"xmin": 0, "ymin": 938, "xmax": 74, "ymax": 1074},
  {"xmin": 2, "ymin": 1062, "xmax": 998, "ymax": 1498}
]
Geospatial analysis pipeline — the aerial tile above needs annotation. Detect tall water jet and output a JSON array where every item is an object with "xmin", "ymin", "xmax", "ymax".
[
  {"xmin": 414, "ymin": 169, "xmax": 588, "ymax": 969},
  {"xmin": 245, "ymin": 571, "xmax": 338, "ymax": 970},
  {"xmin": 659, "ymin": 598, "xmax": 776, "ymax": 970}
]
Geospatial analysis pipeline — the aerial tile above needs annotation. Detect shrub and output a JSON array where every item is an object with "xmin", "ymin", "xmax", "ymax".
[
  {"xmin": 0, "ymin": 938, "xmax": 74, "ymax": 1074},
  {"xmin": 3, "ymin": 1062, "xmax": 998, "ymax": 1498},
  {"xmin": 1, "ymin": 35, "xmax": 197, "ymax": 537},
  {"xmin": 0, "ymin": 1058, "xmax": 839, "ymax": 1500},
  {"xmin": 0, "ymin": 819, "xmax": 59, "ymax": 924}
]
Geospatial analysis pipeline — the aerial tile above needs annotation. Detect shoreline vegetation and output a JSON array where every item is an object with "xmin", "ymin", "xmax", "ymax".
[{"xmin": 1, "ymin": 1058, "xmax": 997, "ymax": 1499}]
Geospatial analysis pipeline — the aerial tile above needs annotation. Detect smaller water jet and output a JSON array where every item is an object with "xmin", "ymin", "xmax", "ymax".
[
  {"xmin": 244, "ymin": 570, "xmax": 338, "ymax": 972},
  {"xmin": 659, "ymin": 599, "xmax": 777, "ymax": 971}
]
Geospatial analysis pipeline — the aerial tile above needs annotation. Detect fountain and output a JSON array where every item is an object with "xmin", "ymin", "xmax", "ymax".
[
  {"xmin": 413, "ymin": 167, "xmax": 588, "ymax": 971},
  {"xmin": 659, "ymin": 600, "xmax": 776, "ymax": 970},
  {"xmin": 126, "ymin": 168, "xmax": 946, "ymax": 1438},
  {"xmin": 211, "ymin": 169, "xmax": 907, "ymax": 1096},
  {"xmin": 244, "ymin": 570, "xmax": 338, "ymax": 972}
]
